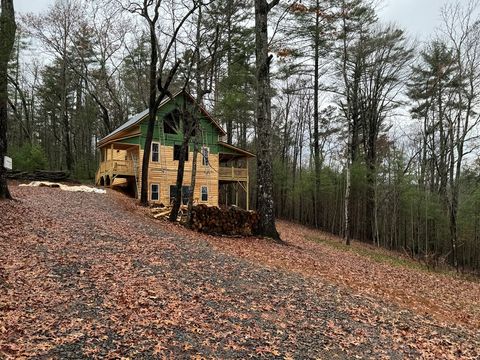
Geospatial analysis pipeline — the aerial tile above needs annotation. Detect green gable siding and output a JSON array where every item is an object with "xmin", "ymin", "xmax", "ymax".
[
  {"xmin": 217, "ymin": 143, "xmax": 240, "ymax": 155},
  {"xmin": 136, "ymin": 95, "xmax": 223, "ymax": 153},
  {"xmin": 118, "ymin": 137, "xmax": 140, "ymax": 146}
]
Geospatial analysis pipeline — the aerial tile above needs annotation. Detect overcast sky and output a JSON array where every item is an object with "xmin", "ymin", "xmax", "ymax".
[
  {"xmin": 378, "ymin": 0, "xmax": 449, "ymax": 41},
  {"xmin": 15, "ymin": 0, "xmax": 449, "ymax": 41}
]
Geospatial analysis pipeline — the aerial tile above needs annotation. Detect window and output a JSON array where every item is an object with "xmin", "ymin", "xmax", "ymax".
[
  {"xmin": 201, "ymin": 186, "xmax": 208, "ymax": 202},
  {"xmin": 182, "ymin": 186, "xmax": 192, "ymax": 205},
  {"xmin": 151, "ymin": 142, "xmax": 159, "ymax": 162},
  {"xmin": 169, "ymin": 185, "xmax": 177, "ymax": 204},
  {"xmin": 169, "ymin": 185, "xmax": 192, "ymax": 205},
  {"xmin": 202, "ymin": 147, "xmax": 209, "ymax": 166},
  {"xmin": 174, "ymin": 144, "xmax": 188, "ymax": 161},
  {"xmin": 151, "ymin": 184, "xmax": 159, "ymax": 201},
  {"xmin": 163, "ymin": 109, "xmax": 181, "ymax": 134}
]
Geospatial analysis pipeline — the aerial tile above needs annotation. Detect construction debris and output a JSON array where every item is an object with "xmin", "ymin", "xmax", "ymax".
[{"xmin": 150, "ymin": 205, "xmax": 187, "ymax": 221}]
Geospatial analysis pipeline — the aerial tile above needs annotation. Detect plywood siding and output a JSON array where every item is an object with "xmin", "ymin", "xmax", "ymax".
[{"xmin": 136, "ymin": 145, "xmax": 219, "ymax": 206}]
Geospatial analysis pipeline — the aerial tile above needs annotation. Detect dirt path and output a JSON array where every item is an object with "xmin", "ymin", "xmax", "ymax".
[{"xmin": 1, "ymin": 186, "xmax": 479, "ymax": 359}]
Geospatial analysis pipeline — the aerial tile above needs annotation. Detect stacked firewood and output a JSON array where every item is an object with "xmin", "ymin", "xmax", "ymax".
[
  {"xmin": 189, "ymin": 205, "xmax": 259, "ymax": 236},
  {"xmin": 7, "ymin": 170, "xmax": 70, "ymax": 182}
]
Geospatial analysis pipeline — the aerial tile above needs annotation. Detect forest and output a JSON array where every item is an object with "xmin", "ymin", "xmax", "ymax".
[{"xmin": 1, "ymin": 0, "xmax": 480, "ymax": 272}]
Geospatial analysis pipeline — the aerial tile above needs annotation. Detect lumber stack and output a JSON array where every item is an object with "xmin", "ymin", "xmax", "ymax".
[
  {"xmin": 7, "ymin": 170, "xmax": 70, "ymax": 182},
  {"xmin": 150, "ymin": 205, "xmax": 187, "ymax": 221},
  {"xmin": 190, "ymin": 205, "xmax": 259, "ymax": 236}
]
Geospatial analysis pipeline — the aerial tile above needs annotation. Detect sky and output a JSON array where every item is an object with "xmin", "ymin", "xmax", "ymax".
[
  {"xmin": 378, "ymin": 0, "xmax": 449, "ymax": 41},
  {"xmin": 15, "ymin": 0, "xmax": 449, "ymax": 41}
]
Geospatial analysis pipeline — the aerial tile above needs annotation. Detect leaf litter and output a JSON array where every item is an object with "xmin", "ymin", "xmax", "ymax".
[{"xmin": 0, "ymin": 185, "xmax": 478, "ymax": 359}]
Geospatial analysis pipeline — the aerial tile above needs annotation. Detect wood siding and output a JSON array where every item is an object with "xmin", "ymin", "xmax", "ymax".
[{"xmin": 137, "ymin": 145, "xmax": 219, "ymax": 206}]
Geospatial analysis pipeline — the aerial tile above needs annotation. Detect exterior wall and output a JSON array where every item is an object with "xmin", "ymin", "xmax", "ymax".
[
  {"xmin": 137, "ymin": 145, "xmax": 219, "ymax": 206},
  {"xmin": 97, "ymin": 93, "xmax": 250, "ymax": 206},
  {"xmin": 137, "ymin": 96, "xmax": 223, "ymax": 154}
]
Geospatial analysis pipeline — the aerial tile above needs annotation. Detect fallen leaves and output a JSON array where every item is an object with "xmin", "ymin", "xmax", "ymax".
[{"xmin": 0, "ymin": 185, "xmax": 479, "ymax": 359}]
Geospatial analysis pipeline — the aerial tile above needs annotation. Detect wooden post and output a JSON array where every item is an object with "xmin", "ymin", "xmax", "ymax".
[
  {"xmin": 246, "ymin": 161, "xmax": 250, "ymax": 210},
  {"xmin": 235, "ymin": 182, "xmax": 239, "ymax": 206},
  {"xmin": 110, "ymin": 144, "xmax": 114, "ymax": 178},
  {"xmin": 225, "ymin": 184, "xmax": 228, "ymax": 206}
]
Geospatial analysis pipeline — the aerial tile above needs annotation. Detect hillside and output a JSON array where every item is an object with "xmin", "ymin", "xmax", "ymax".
[{"xmin": 0, "ymin": 185, "xmax": 479, "ymax": 359}]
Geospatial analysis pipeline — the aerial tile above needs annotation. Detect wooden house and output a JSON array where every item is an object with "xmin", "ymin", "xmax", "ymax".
[{"xmin": 95, "ymin": 91, "xmax": 254, "ymax": 209}]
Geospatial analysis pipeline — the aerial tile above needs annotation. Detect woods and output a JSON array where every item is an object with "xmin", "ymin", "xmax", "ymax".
[{"xmin": 2, "ymin": 0, "xmax": 480, "ymax": 272}]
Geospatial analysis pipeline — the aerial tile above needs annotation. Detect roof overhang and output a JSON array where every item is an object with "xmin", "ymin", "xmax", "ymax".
[
  {"xmin": 97, "ymin": 90, "xmax": 227, "ymax": 148},
  {"xmin": 218, "ymin": 141, "xmax": 256, "ymax": 158}
]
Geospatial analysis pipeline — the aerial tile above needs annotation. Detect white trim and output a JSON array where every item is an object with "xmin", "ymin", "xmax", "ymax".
[
  {"xmin": 150, "ymin": 183, "xmax": 160, "ymax": 201},
  {"xmin": 151, "ymin": 142, "xmax": 160, "ymax": 162},
  {"xmin": 202, "ymin": 146, "xmax": 210, "ymax": 166},
  {"xmin": 201, "ymin": 185, "xmax": 208, "ymax": 202}
]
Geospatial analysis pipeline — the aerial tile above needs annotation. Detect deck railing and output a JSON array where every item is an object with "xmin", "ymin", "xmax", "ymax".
[
  {"xmin": 219, "ymin": 166, "xmax": 248, "ymax": 181},
  {"xmin": 98, "ymin": 160, "xmax": 135, "ymax": 177}
]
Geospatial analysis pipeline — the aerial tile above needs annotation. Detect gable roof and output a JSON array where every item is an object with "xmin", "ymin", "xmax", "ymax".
[
  {"xmin": 218, "ymin": 141, "xmax": 255, "ymax": 158},
  {"xmin": 98, "ymin": 90, "xmax": 226, "ymax": 146}
]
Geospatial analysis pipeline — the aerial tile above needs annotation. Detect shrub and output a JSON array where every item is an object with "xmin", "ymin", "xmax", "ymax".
[{"xmin": 11, "ymin": 143, "xmax": 48, "ymax": 171}]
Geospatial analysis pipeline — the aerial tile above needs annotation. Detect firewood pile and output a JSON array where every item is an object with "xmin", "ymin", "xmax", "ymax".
[
  {"xmin": 190, "ymin": 205, "xmax": 259, "ymax": 236},
  {"xmin": 150, "ymin": 204, "xmax": 259, "ymax": 236},
  {"xmin": 8, "ymin": 170, "xmax": 70, "ymax": 182}
]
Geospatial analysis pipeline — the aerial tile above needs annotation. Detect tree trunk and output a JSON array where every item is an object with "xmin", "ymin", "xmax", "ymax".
[
  {"xmin": 0, "ymin": 0, "xmax": 16, "ymax": 200},
  {"xmin": 139, "ymin": 15, "xmax": 160, "ymax": 206},
  {"xmin": 169, "ymin": 128, "xmax": 190, "ymax": 222},
  {"xmin": 254, "ymin": 0, "xmax": 280, "ymax": 241},
  {"xmin": 313, "ymin": 0, "xmax": 321, "ymax": 229}
]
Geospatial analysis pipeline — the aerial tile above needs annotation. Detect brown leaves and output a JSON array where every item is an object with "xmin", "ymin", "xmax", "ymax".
[{"xmin": 1, "ymin": 185, "xmax": 479, "ymax": 359}]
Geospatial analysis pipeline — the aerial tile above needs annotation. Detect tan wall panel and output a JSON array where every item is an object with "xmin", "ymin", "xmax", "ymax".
[{"xmin": 112, "ymin": 145, "xmax": 222, "ymax": 206}]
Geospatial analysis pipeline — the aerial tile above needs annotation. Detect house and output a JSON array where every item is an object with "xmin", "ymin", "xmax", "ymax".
[{"xmin": 95, "ymin": 91, "xmax": 254, "ymax": 209}]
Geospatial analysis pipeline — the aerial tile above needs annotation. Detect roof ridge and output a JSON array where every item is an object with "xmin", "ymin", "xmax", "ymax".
[{"xmin": 98, "ymin": 90, "xmax": 226, "ymax": 145}]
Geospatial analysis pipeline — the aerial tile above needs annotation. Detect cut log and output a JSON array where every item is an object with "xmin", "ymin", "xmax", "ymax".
[
  {"xmin": 153, "ymin": 209, "xmax": 172, "ymax": 218},
  {"xmin": 7, "ymin": 170, "xmax": 70, "ymax": 182}
]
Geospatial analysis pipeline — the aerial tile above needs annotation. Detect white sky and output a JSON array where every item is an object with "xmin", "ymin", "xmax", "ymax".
[
  {"xmin": 378, "ymin": 0, "xmax": 449, "ymax": 42},
  {"xmin": 15, "ymin": 0, "xmax": 449, "ymax": 41}
]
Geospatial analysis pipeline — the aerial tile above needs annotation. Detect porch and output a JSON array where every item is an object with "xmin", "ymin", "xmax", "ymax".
[
  {"xmin": 218, "ymin": 146, "xmax": 253, "ymax": 210},
  {"xmin": 95, "ymin": 143, "xmax": 139, "ymax": 187}
]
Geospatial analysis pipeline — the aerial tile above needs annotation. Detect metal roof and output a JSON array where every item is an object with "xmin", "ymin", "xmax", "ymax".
[
  {"xmin": 100, "ymin": 108, "xmax": 149, "ymax": 143},
  {"xmin": 98, "ymin": 91, "xmax": 226, "ymax": 145}
]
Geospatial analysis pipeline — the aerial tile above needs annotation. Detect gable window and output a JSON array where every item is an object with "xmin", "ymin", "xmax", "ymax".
[
  {"xmin": 151, "ymin": 142, "xmax": 159, "ymax": 162},
  {"xmin": 174, "ymin": 144, "xmax": 188, "ymax": 161},
  {"xmin": 201, "ymin": 186, "xmax": 208, "ymax": 202},
  {"xmin": 202, "ymin": 146, "xmax": 209, "ymax": 166},
  {"xmin": 151, "ymin": 184, "xmax": 159, "ymax": 201},
  {"xmin": 164, "ymin": 109, "xmax": 181, "ymax": 134}
]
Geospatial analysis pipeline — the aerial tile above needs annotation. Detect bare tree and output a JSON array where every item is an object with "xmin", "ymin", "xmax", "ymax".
[
  {"xmin": 25, "ymin": 0, "xmax": 86, "ymax": 172},
  {"xmin": 127, "ymin": 0, "xmax": 198, "ymax": 206},
  {"xmin": 441, "ymin": 0, "xmax": 480, "ymax": 269}
]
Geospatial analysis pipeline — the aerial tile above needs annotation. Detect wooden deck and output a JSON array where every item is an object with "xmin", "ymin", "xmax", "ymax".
[
  {"xmin": 97, "ymin": 161, "xmax": 247, "ymax": 183},
  {"xmin": 96, "ymin": 160, "xmax": 136, "ymax": 185},
  {"xmin": 218, "ymin": 166, "xmax": 248, "ymax": 182}
]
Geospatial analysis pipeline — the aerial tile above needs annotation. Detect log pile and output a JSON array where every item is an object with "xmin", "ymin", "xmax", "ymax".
[
  {"xmin": 7, "ymin": 170, "xmax": 70, "ymax": 182},
  {"xmin": 190, "ymin": 205, "xmax": 259, "ymax": 236},
  {"xmin": 150, "ymin": 205, "xmax": 187, "ymax": 221}
]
